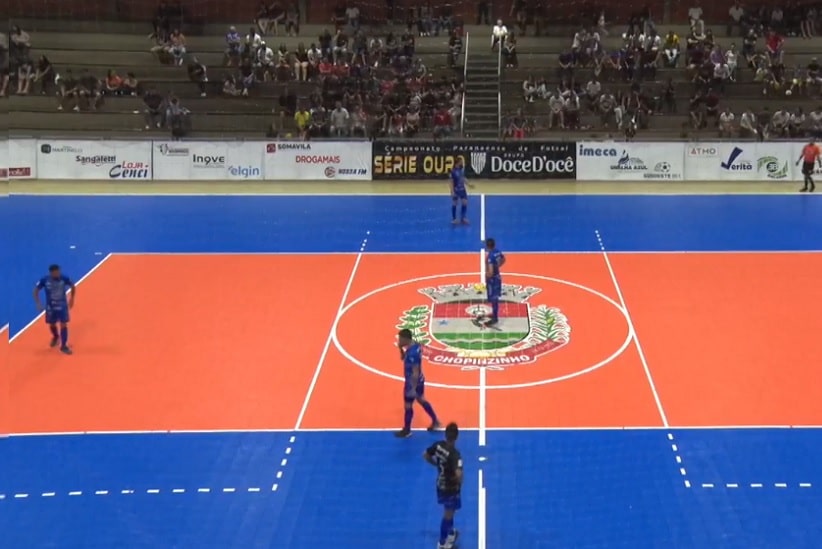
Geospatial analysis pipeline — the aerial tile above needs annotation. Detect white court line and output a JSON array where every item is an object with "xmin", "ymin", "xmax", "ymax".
[
  {"xmin": 594, "ymin": 230, "xmax": 669, "ymax": 426},
  {"xmin": 9, "ymin": 253, "xmax": 113, "ymax": 343},
  {"xmin": 478, "ymin": 193, "xmax": 488, "ymax": 448},
  {"xmin": 477, "ymin": 470, "xmax": 487, "ymax": 549},
  {"xmin": 594, "ymin": 230, "xmax": 692, "ymax": 486},
  {"xmin": 478, "ymin": 194, "xmax": 488, "ymax": 549},
  {"xmin": 8, "ymin": 425, "xmax": 822, "ymax": 437},
  {"xmin": 293, "ymin": 233, "xmax": 370, "ymax": 429},
  {"xmin": 103, "ymin": 250, "xmax": 822, "ymax": 257},
  {"xmin": 12, "ymin": 191, "xmax": 822, "ymax": 197},
  {"xmin": 0, "ymin": 324, "xmax": 8, "ymax": 334}
]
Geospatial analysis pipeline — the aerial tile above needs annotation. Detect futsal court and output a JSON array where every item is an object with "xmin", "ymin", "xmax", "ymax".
[{"xmin": 3, "ymin": 185, "xmax": 822, "ymax": 549}]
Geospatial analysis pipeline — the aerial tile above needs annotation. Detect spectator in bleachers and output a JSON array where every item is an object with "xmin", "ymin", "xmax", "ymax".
[
  {"xmin": 503, "ymin": 36, "xmax": 518, "ymax": 68},
  {"xmin": 222, "ymin": 74, "xmax": 241, "ymax": 96},
  {"xmin": 688, "ymin": 2, "xmax": 705, "ymax": 38},
  {"xmin": 293, "ymin": 44, "xmax": 310, "ymax": 81},
  {"xmin": 256, "ymin": 1, "xmax": 286, "ymax": 36},
  {"xmin": 187, "ymin": 57, "xmax": 208, "ymax": 97},
  {"xmin": 492, "ymin": 20, "xmax": 508, "ymax": 50},
  {"xmin": 739, "ymin": 108, "xmax": 758, "ymax": 138},
  {"xmin": 790, "ymin": 108, "xmax": 806, "ymax": 137},
  {"xmin": 10, "ymin": 25, "xmax": 31, "ymax": 62},
  {"xmin": 772, "ymin": 107, "xmax": 791, "ymax": 136},
  {"xmin": 585, "ymin": 77, "xmax": 602, "ymax": 110},
  {"xmin": 168, "ymin": 29, "xmax": 187, "ymax": 66},
  {"xmin": 166, "ymin": 95, "xmax": 189, "ymax": 139},
  {"xmin": 728, "ymin": 2, "xmax": 745, "ymax": 37},
  {"xmin": 104, "ymin": 69, "xmax": 123, "ymax": 95},
  {"xmin": 35, "ymin": 55, "xmax": 56, "ymax": 95},
  {"xmin": 294, "ymin": 105, "xmax": 310, "ymax": 137},
  {"xmin": 285, "ymin": 4, "xmax": 301, "ymax": 36},
  {"xmin": 143, "ymin": 89, "xmax": 165, "ymax": 128},
  {"xmin": 244, "ymin": 27, "xmax": 263, "ymax": 59},
  {"xmin": 548, "ymin": 93, "xmax": 565, "ymax": 129},
  {"xmin": 15, "ymin": 58, "xmax": 34, "ymax": 95},
  {"xmin": 719, "ymin": 106, "xmax": 735, "ymax": 137},
  {"xmin": 57, "ymin": 70, "xmax": 79, "ymax": 111},
  {"xmin": 766, "ymin": 30, "xmax": 785, "ymax": 65},
  {"xmin": 122, "ymin": 72, "xmax": 140, "ymax": 95},
  {"xmin": 224, "ymin": 26, "xmax": 242, "ymax": 66},
  {"xmin": 256, "ymin": 41, "xmax": 276, "ymax": 80},
  {"xmin": 333, "ymin": 29, "xmax": 350, "ymax": 63},
  {"xmin": 801, "ymin": 5, "xmax": 818, "ymax": 38},
  {"xmin": 724, "ymin": 44, "xmax": 738, "ymax": 81},
  {"xmin": 0, "ymin": 66, "xmax": 8, "ymax": 98},
  {"xmin": 239, "ymin": 57, "xmax": 255, "ymax": 96},
  {"xmin": 78, "ymin": 70, "xmax": 103, "ymax": 111},
  {"xmin": 522, "ymin": 76, "xmax": 537, "ymax": 102},
  {"xmin": 809, "ymin": 106, "xmax": 822, "ymax": 137},
  {"xmin": 329, "ymin": 101, "xmax": 350, "ymax": 136},
  {"xmin": 275, "ymin": 51, "xmax": 293, "ymax": 81},
  {"xmin": 350, "ymin": 106, "xmax": 368, "ymax": 137},
  {"xmin": 346, "ymin": 4, "xmax": 361, "ymax": 30},
  {"xmin": 433, "ymin": 104, "xmax": 453, "ymax": 139},
  {"xmin": 152, "ymin": 1, "xmax": 172, "ymax": 42},
  {"xmin": 447, "ymin": 29, "xmax": 463, "ymax": 69},
  {"xmin": 319, "ymin": 29, "xmax": 333, "ymax": 58},
  {"xmin": 150, "ymin": 32, "xmax": 172, "ymax": 64}
]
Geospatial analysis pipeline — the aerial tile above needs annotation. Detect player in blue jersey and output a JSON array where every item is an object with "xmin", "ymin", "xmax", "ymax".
[
  {"xmin": 424, "ymin": 422, "xmax": 463, "ymax": 549},
  {"xmin": 33, "ymin": 264, "xmax": 76, "ymax": 354},
  {"xmin": 450, "ymin": 157, "xmax": 470, "ymax": 225},
  {"xmin": 480, "ymin": 238, "xmax": 506, "ymax": 326},
  {"xmin": 395, "ymin": 328, "xmax": 441, "ymax": 438}
]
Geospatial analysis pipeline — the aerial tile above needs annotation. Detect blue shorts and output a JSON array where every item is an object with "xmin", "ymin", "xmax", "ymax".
[
  {"xmin": 404, "ymin": 381, "xmax": 425, "ymax": 403},
  {"xmin": 486, "ymin": 278, "xmax": 501, "ymax": 301},
  {"xmin": 438, "ymin": 491, "xmax": 462, "ymax": 511},
  {"xmin": 452, "ymin": 189, "xmax": 468, "ymax": 200},
  {"xmin": 45, "ymin": 308, "xmax": 69, "ymax": 324}
]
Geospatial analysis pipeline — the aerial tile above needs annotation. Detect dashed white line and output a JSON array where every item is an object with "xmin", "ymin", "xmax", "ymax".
[
  {"xmin": 197, "ymin": 488, "xmax": 211, "ymax": 493},
  {"xmin": 146, "ymin": 489, "xmax": 160, "ymax": 494},
  {"xmin": 172, "ymin": 489, "xmax": 185, "ymax": 494},
  {"xmin": 95, "ymin": 490, "xmax": 108, "ymax": 495}
]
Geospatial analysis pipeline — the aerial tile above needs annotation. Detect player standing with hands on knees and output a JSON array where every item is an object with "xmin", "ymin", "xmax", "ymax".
[
  {"xmin": 796, "ymin": 140, "xmax": 821, "ymax": 192},
  {"xmin": 450, "ymin": 157, "xmax": 472, "ymax": 225},
  {"xmin": 424, "ymin": 422, "xmax": 463, "ymax": 549},
  {"xmin": 33, "ymin": 264, "xmax": 75, "ymax": 355},
  {"xmin": 395, "ymin": 328, "xmax": 441, "ymax": 438}
]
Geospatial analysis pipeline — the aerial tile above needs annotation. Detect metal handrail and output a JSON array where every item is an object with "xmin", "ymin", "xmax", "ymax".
[
  {"xmin": 497, "ymin": 34, "xmax": 502, "ymax": 136},
  {"xmin": 460, "ymin": 31, "xmax": 469, "ymax": 136}
]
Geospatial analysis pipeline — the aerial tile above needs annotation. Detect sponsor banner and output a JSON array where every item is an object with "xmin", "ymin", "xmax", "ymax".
[
  {"xmin": 37, "ymin": 140, "xmax": 152, "ymax": 180},
  {"xmin": 153, "ymin": 141, "xmax": 263, "ymax": 180},
  {"xmin": 9, "ymin": 139, "xmax": 37, "ymax": 178},
  {"xmin": 685, "ymin": 142, "xmax": 794, "ymax": 181},
  {"xmin": 0, "ymin": 140, "xmax": 7, "ymax": 179},
  {"xmin": 372, "ymin": 141, "xmax": 576, "ymax": 180},
  {"xmin": 263, "ymin": 141, "xmax": 371, "ymax": 180},
  {"xmin": 576, "ymin": 142, "xmax": 684, "ymax": 181}
]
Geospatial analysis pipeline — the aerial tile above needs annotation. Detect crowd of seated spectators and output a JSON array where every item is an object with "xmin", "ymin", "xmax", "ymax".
[{"xmin": 508, "ymin": 3, "xmax": 822, "ymax": 140}]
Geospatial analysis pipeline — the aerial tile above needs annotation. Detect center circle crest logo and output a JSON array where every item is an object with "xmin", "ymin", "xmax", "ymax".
[
  {"xmin": 399, "ymin": 283, "xmax": 571, "ymax": 371},
  {"xmin": 332, "ymin": 272, "xmax": 633, "ymax": 390}
]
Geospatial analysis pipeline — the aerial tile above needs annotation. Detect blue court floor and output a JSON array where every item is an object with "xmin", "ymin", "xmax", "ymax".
[{"xmin": 3, "ymin": 193, "xmax": 822, "ymax": 549}]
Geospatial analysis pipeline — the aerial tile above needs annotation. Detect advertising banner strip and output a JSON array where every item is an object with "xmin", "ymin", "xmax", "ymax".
[
  {"xmin": 262, "ymin": 141, "xmax": 372, "ymax": 180},
  {"xmin": 372, "ymin": 141, "xmax": 577, "ymax": 180},
  {"xmin": 36, "ymin": 140, "xmax": 152, "ymax": 180}
]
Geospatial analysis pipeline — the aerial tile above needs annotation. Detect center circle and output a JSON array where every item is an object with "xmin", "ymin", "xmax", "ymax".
[{"xmin": 332, "ymin": 272, "xmax": 633, "ymax": 390}]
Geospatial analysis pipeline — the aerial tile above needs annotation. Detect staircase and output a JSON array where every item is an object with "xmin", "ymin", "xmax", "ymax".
[{"xmin": 461, "ymin": 49, "xmax": 500, "ymax": 138}]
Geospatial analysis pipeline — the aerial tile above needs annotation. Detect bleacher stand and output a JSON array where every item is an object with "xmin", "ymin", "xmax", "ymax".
[{"xmin": 5, "ymin": 0, "xmax": 822, "ymax": 140}]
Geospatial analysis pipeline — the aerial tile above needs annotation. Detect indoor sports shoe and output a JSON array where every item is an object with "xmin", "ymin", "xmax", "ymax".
[
  {"xmin": 428, "ymin": 421, "xmax": 442, "ymax": 432},
  {"xmin": 394, "ymin": 429, "xmax": 412, "ymax": 438},
  {"xmin": 60, "ymin": 346, "xmax": 73, "ymax": 355},
  {"xmin": 460, "ymin": 219, "xmax": 469, "ymax": 225},
  {"xmin": 49, "ymin": 337, "xmax": 59, "ymax": 348}
]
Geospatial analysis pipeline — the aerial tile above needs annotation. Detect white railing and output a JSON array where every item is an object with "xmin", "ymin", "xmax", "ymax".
[
  {"xmin": 460, "ymin": 32, "xmax": 469, "ymax": 136},
  {"xmin": 497, "ymin": 36, "xmax": 502, "ymax": 136}
]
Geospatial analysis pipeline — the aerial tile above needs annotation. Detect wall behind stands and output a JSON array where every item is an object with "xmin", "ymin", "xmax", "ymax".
[
  {"xmin": 1, "ymin": 139, "xmax": 813, "ymax": 183},
  {"xmin": 11, "ymin": 0, "xmax": 722, "ymax": 27}
]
